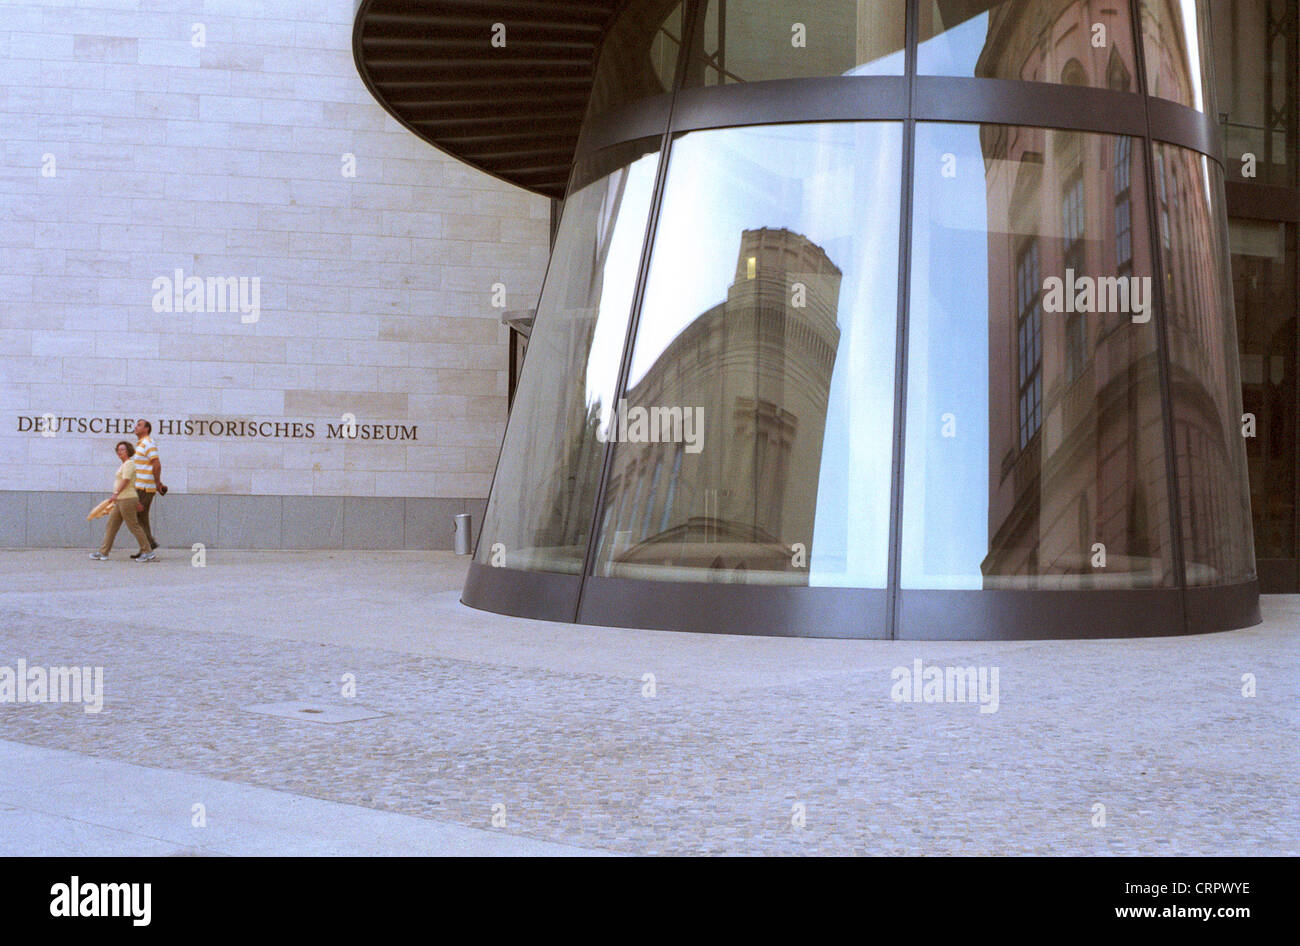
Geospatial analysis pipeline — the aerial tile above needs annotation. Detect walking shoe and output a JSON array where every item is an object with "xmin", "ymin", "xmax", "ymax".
[
  {"xmin": 130, "ymin": 552, "xmax": 141, "ymax": 559},
  {"xmin": 89, "ymin": 552, "xmax": 109, "ymax": 561},
  {"xmin": 135, "ymin": 551, "xmax": 158, "ymax": 563}
]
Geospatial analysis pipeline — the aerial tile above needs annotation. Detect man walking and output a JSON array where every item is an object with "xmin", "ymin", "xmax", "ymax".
[{"xmin": 131, "ymin": 419, "xmax": 167, "ymax": 557}]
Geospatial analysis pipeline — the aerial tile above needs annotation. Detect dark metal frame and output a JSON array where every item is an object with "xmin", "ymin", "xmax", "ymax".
[
  {"xmin": 450, "ymin": 0, "xmax": 1262, "ymax": 638},
  {"xmin": 1218, "ymin": 0, "xmax": 1300, "ymax": 593}
]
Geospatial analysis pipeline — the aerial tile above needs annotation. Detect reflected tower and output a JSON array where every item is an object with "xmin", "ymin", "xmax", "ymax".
[{"xmin": 600, "ymin": 228, "xmax": 842, "ymax": 581}]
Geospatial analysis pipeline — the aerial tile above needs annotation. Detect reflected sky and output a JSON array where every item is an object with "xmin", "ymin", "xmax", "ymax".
[
  {"xmin": 581, "ymin": 151, "xmax": 661, "ymax": 420},
  {"xmin": 1179, "ymin": 0, "xmax": 1206, "ymax": 111},
  {"xmin": 631, "ymin": 123, "xmax": 903, "ymax": 586},
  {"xmin": 917, "ymin": 11, "xmax": 991, "ymax": 76},
  {"xmin": 902, "ymin": 123, "xmax": 992, "ymax": 588},
  {"xmin": 845, "ymin": 47, "xmax": 906, "ymax": 77}
]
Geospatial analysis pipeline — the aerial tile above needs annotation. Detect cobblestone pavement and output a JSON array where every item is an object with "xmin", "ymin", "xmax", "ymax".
[{"xmin": 0, "ymin": 549, "xmax": 1296, "ymax": 855}]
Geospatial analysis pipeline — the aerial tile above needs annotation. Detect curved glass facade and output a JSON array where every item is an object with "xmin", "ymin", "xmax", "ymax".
[
  {"xmin": 903, "ymin": 123, "xmax": 1176, "ymax": 590},
  {"xmin": 685, "ymin": 0, "xmax": 907, "ymax": 83},
  {"xmin": 467, "ymin": 0, "xmax": 1260, "ymax": 639},
  {"xmin": 595, "ymin": 122, "xmax": 903, "ymax": 588},
  {"xmin": 477, "ymin": 142, "xmax": 661, "ymax": 574}
]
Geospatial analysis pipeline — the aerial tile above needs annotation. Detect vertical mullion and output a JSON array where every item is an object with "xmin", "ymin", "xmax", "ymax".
[
  {"xmin": 885, "ymin": 0, "xmax": 920, "ymax": 640},
  {"xmin": 1130, "ymin": 0, "xmax": 1191, "ymax": 630},
  {"xmin": 573, "ymin": 0, "xmax": 703, "ymax": 618}
]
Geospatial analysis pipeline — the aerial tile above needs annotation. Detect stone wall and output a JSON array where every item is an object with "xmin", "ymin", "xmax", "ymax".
[{"xmin": 0, "ymin": 0, "xmax": 550, "ymax": 549}]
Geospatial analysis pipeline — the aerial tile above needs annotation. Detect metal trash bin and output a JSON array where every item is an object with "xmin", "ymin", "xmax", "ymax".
[{"xmin": 453, "ymin": 513, "xmax": 473, "ymax": 555}]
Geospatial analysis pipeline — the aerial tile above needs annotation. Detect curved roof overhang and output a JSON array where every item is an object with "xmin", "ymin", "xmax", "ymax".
[{"xmin": 352, "ymin": 0, "xmax": 623, "ymax": 200}]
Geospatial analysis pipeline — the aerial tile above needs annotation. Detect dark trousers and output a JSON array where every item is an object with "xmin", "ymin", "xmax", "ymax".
[{"xmin": 138, "ymin": 490, "xmax": 158, "ymax": 549}]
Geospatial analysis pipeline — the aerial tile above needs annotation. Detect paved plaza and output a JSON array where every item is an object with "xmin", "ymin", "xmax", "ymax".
[{"xmin": 0, "ymin": 549, "xmax": 1296, "ymax": 856}]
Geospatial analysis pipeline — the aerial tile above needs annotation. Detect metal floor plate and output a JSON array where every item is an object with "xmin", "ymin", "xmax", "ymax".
[{"xmin": 242, "ymin": 701, "xmax": 386, "ymax": 724}]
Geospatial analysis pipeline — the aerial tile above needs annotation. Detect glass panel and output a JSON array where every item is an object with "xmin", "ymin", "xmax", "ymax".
[
  {"xmin": 918, "ymin": 0, "xmax": 1140, "ymax": 88},
  {"xmin": 1230, "ymin": 219, "xmax": 1297, "ymax": 560},
  {"xmin": 1139, "ymin": 0, "xmax": 1217, "ymax": 111},
  {"xmin": 476, "ymin": 141, "xmax": 661, "ymax": 573},
  {"xmin": 1210, "ymin": 0, "xmax": 1298, "ymax": 187},
  {"xmin": 903, "ymin": 123, "xmax": 1175, "ymax": 590},
  {"xmin": 588, "ymin": 1, "xmax": 685, "ymax": 117},
  {"xmin": 1154, "ymin": 142, "xmax": 1257, "ymax": 583},
  {"xmin": 684, "ymin": 0, "xmax": 907, "ymax": 85},
  {"xmin": 593, "ymin": 122, "xmax": 904, "ymax": 587}
]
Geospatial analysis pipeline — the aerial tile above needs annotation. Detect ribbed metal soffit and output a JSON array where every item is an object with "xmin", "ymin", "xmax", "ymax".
[{"xmin": 353, "ymin": 0, "xmax": 623, "ymax": 199}]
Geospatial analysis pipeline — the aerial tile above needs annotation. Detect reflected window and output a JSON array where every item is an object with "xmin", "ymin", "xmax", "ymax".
[
  {"xmin": 1062, "ymin": 173, "xmax": 1087, "ymax": 381},
  {"xmin": 918, "ymin": 0, "xmax": 1139, "ymax": 88},
  {"xmin": 684, "ymin": 0, "xmax": 907, "ymax": 85},
  {"xmin": 1108, "ymin": 45, "xmax": 1134, "ymax": 91},
  {"xmin": 593, "ymin": 122, "xmax": 904, "ymax": 588},
  {"xmin": 1015, "ymin": 242, "xmax": 1043, "ymax": 449},
  {"xmin": 476, "ymin": 141, "xmax": 661, "ymax": 573},
  {"xmin": 1114, "ymin": 137, "xmax": 1133, "ymax": 270},
  {"xmin": 903, "ymin": 122, "xmax": 1174, "ymax": 590}
]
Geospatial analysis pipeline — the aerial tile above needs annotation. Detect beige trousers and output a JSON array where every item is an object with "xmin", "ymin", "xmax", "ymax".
[{"xmin": 100, "ymin": 495, "xmax": 150, "ymax": 555}]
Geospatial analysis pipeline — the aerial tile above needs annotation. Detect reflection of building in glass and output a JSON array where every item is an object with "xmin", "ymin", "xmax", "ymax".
[
  {"xmin": 974, "ymin": 0, "xmax": 1250, "ymax": 590},
  {"xmin": 920, "ymin": 0, "xmax": 1140, "ymax": 85},
  {"xmin": 981, "ymin": 124, "xmax": 1169, "ymax": 587},
  {"xmin": 477, "ymin": 158, "xmax": 650, "ymax": 573},
  {"xmin": 600, "ymin": 228, "xmax": 841, "ymax": 578},
  {"xmin": 969, "ymin": 1, "xmax": 1164, "ymax": 588},
  {"xmin": 689, "ymin": 0, "xmax": 907, "ymax": 83},
  {"xmin": 356, "ymin": 0, "xmax": 1266, "ymax": 636},
  {"xmin": 1157, "ymin": 142, "xmax": 1256, "ymax": 584},
  {"xmin": 981, "ymin": 0, "xmax": 1137, "ymax": 85},
  {"xmin": 1140, "ymin": 0, "xmax": 1210, "ymax": 108}
]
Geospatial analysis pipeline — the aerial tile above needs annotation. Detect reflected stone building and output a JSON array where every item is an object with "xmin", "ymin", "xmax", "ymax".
[
  {"xmin": 355, "ymin": 0, "xmax": 1271, "ymax": 638},
  {"xmin": 979, "ymin": 124, "xmax": 1171, "ymax": 588},
  {"xmin": 599, "ymin": 228, "xmax": 841, "ymax": 581},
  {"xmin": 974, "ymin": 1, "xmax": 1249, "ymax": 590}
]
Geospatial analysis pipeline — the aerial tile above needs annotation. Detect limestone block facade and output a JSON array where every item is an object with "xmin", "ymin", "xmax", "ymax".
[{"xmin": 0, "ymin": 0, "xmax": 550, "ymax": 549}]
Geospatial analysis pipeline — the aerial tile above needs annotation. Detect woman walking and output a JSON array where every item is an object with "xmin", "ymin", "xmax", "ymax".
[{"xmin": 90, "ymin": 441, "xmax": 156, "ymax": 562}]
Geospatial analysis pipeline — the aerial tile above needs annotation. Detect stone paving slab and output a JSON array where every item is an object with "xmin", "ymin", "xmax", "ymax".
[
  {"xmin": 0, "ymin": 740, "xmax": 601, "ymax": 857},
  {"xmin": 0, "ymin": 549, "xmax": 1296, "ymax": 855}
]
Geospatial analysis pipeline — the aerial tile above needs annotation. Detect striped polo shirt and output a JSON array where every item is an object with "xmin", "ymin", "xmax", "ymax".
[{"xmin": 133, "ymin": 436, "xmax": 159, "ymax": 493}]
